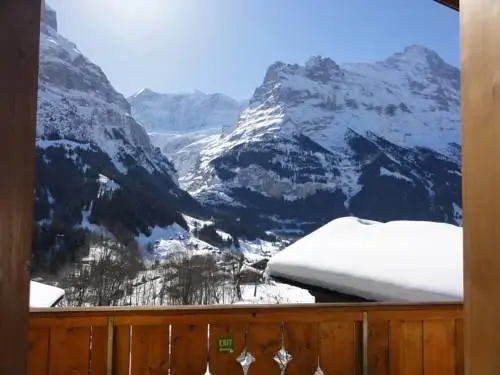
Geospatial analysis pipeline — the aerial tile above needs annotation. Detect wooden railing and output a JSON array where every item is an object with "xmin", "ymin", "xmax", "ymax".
[{"xmin": 28, "ymin": 303, "xmax": 463, "ymax": 375}]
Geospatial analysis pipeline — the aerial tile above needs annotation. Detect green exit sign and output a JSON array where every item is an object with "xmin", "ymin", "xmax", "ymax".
[{"xmin": 217, "ymin": 336, "xmax": 234, "ymax": 353}]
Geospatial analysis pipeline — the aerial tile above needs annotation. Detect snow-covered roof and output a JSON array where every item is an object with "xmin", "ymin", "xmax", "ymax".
[
  {"xmin": 30, "ymin": 281, "xmax": 65, "ymax": 308},
  {"xmin": 267, "ymin": 217, "xmax": 463, "ymax": 302}
]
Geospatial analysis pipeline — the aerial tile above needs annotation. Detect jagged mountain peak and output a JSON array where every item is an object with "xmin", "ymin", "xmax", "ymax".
[
  {"xmin": 34, "ymin": 0, "xmax": 211, "ymax": 252},
  {"xmin": 242, "ymin": 44, "xmax": 457, "ymax": 159},
  {"xmin": 128, "ymin": 89, "xmax": 246, "ymax": 134},
  {"xmin": 131, "ymin": 88, "xmax": 234, "ymax": 102},
  {"xmin": 305, "ymin": 55, "xmax": 341, "ymax": 71},
  {"xmin": 380, "ymin": 44, "xmax": 456, "ymax": 75},
  {"xmin": 261, "ymin": 55, "xmax": 342, "ymax": 87},
  {"xmin": 400, "ymin": 44, "xmax": 444, "ymax": 61},
  {"xmin": 42, "ymin": 1, "xmax": 58, "ymax": 32},
  {"xmin": 131, "ymin": 88, "xmax": 157, "ymax": 99},
  {"xmin": 177, "ymin": 45, "xmax": 461, "ymax": 234}
]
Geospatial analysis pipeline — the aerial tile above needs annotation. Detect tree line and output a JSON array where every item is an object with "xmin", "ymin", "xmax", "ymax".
[{"xmin": 57, "ymin": 234, "xmax": 257, "ymax": 307}]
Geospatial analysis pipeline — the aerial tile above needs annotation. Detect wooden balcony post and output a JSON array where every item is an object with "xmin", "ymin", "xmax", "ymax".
[
  {"xmin": 0, "ymin": 1, "xmax": 42, "ymax": 375},
  {"xmin": 461, "ymin": 1, "xmax": 500, "ymax": 375}
]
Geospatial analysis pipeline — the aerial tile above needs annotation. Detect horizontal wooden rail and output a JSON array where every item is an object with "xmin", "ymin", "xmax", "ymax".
[{"xmin": 27, "ymin": 303, "xmax": 464, "ymax": 375}]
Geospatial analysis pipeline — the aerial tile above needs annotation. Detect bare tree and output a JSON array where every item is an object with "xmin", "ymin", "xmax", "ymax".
[{"xmin": 60, "ymin": 235, "xmax": 143, "ymax": 307}]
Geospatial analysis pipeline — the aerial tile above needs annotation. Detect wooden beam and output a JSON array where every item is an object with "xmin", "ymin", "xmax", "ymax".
[
  {"xmin": 0, "ymin": 1, "xmax": 42, "ymax": 375},
  {"xmin": 435, "ymin": 0, "xmax": 460, "ymax": 11},
  {"xmin": 461, "ymin": 0, "xmax": 500, "ymax": 375}
]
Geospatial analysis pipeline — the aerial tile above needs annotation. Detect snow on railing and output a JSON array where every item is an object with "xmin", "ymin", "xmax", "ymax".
[{"xmin": 28, "ymin": 302, "xmax": 463, "ymax": 375}]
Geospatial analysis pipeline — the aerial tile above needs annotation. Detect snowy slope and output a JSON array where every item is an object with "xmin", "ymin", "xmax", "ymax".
[
  {"xmin": 180, "ymin": 47, "xmax": 461, "ymax": 234},
  {"xmin": 129, "ymin": 89, "xmax": 246, "ymax": 179},
  {"xmin": 38, "ymin": 6, "xmax": 176, "ymax": 180},
  {"xmin": 33, "ymin": 3, "xmax": 206, "ymax": 266},
  {"xmin": 148, "ymin": 130, "xmax": 224, "ymax": 180},
  {"xmin": 63, "ymin": 214, "xmax": 299, "ymax": 307}
]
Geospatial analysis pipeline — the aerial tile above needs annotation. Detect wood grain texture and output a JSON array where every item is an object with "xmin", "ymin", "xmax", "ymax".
[
  {"xmin": 461, "ymin": 0, "xmax": 500, "ymax": 375},
  {"xmin": 27, "ymin": 327, "xmax": 50, "ymax": 375},
  {"xmin": 283, "ymin": 322, "xmax": 319, "ymax": 375},
  {"xmin": 389, "ymin": 321, "xmax": 423, "ymax": 375},
  {"xmin": 209, "ymin": 323, "xmax": 246, "ymax": 375},
  {"xmin": 25, "ymin": 305, "xmax": 466, "ymax": 374},
  {"xmin": 423, "ymin": 319, "xmax": 456, "ymax": 375},
  {"xmin": 170, "ymin": 324, "xmax": 208, "ymax": 375},
  {"xmin": 367, "ymin": 321, "xmax": 389, "ymax": 375},
  {"xmin": 319, "ymin": 321, "xmax": 359, "ymax": 375},
  {"xmin": 90, "ymin": 326, "xmax": 108, "ymax": 375},
  {"xmin": 130, "ymin": 325, "xmax": 169, "ymax": 375},
  {"xmin": 28, "ymin": 302, "xmax": 461, "ymax": 321},
  {"xmin": 455, "ymin": 319, "xmax": 464, "ymax": 375},
  {"xmin": 246, "ymin": 323, "xmax": 282, "ymax": 374},
  {"xmin": 48, "ymin": 327, "xmax": 91, "ymax": 375},
  {"xmin": 113, "ymin": 326, "xmax": 131, "ymax": 375},
  {"xmin": 0, "ymin": 1, "xmax": 42, "ymax": 375}
]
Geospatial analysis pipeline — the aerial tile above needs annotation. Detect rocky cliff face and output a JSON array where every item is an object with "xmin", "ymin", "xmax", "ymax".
[
  {"xmin": 180, "ymin": 46, "xmax": 461, "ymax": 235},
  {"xmin": 34, "ymin": 3, "xmax": 205, "ymax": 269}
]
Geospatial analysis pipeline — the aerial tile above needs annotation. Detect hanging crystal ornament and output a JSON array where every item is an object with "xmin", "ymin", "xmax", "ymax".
[
  {"xmin": 236, "ymin": 327, "xmax": 256, "ymax": 375},
  {"xmin": 313, "ymin": 356, "xmax": 325, "ymax": 375},
  {"xmin": 273, "ymin": 322, "xmax": 292, "ymax": 374}
]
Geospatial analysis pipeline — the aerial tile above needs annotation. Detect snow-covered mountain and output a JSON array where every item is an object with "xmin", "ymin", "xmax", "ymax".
[
  {"xmin": 129, "ymin": 89, "xmax": 246, "ymax": 134},
  {"xmin": 34, "ymin": 2, "xmax": 207, "ymax": 268},
  {"xmin": 129, "ymin": 89, "xmax": 246, "ymax": 179},
  {"xmin": 35, "ymin": 1, "xmax": 462, "ymax": 271},
  {"xmin": 180, "ymin": 46, "xmax": 462, "ymax": 234}
]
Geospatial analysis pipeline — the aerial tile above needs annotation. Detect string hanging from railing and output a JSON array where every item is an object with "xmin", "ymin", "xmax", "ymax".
[
  {"xmin": 314, "ymin": 322, "xmax": 325, "ymax": 375},
  {"xmin": 314, "ymin": 355, "xmax": 325, "ymax": 375},
  {"xmin": 274, "ymin": 321, "xmax": 293, "ymax": 374},
  {"xmin": 235, "ymin": 325, "xmax": 256, "ymax": 375},
  {"xmin": 204, "ymin": 323, "xmax": 212, "ymax": 375}
]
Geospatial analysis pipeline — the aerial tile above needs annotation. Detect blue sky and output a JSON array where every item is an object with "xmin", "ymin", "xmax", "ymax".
[{"xmin": 47, "ymin": 0, "xmax": 458, "ymax": 100}]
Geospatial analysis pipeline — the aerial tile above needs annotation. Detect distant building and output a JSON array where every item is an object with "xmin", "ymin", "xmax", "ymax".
[
  {"xmin": 30, "ymin": 281, "xmax": 65, "ymax": 308},
  {"xmin": 267, "ymin": 217, "xmax": 463, "ymax": 303}
]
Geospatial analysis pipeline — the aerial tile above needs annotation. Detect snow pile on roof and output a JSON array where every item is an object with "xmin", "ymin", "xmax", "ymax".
[
  {"xmin": 267, "ymin": 217, "xmax": 463, "ymax": 302},
  {"xmin": 30, "ymin": 281, "xmax": 65, "ymax": 308}
]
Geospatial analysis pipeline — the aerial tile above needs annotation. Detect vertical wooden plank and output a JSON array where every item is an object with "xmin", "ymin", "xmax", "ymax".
[
  {"xmin": 246, "ymin": 324, "xmax": 282, "ymax": 374},
  {"xmin": 356, "ymin": 320, "xmax": 364, "ymax": 375},
  {"xmin": 48, "ymin": 327, "xmax": 91, "ymax": 375},
  {"xmin": 170, "ymin": 324, "xmax": 208, "ymax": 375},
  {"xmin": 455, "ymin": 319, "xmax": 464, "ymax": 375},
  {"xmin": 388, "ymin": 321, "xmax": 401, "ymax": 375},
  {"xmin": 27, "ymin": 327, "xmax": 49, "ymax": 375},
  {"xmin": 0, "ymin": 1, "xmax": 42, "ymax": 375},
  {"xmin": 90, "ymin": 326, "xmax": 108, "ymax": 375},
  {"xmin": 460, "ymin": 0, "xmax": 500, "ymax": 375},
  {"xmin": 209, "ymin": 323, "xmax": 246, "ymax": 375},
  {"xmin": 130, "ymin": 325, "xmax": 169, "ymax": 375},
  {"xmin": 367, "ymin": 321, "xmax": 390, "ymax": 375},
  {"xmin": 423, "ymin": 319, "xmax": 456, "ymax": 375},
  {"xmin": 284, "ymin": 322, "xmax": 319, "ymax": 375},
  {"xmin": 319, "ymin": 321, "xmax": 358, "ymax": 375},
  {"xmin": 389, "ymin": 320, "xmax": 423, "ymax": 375},
  {"xmin": 113, "ymin": 326, "xmax": 131, "ymax": 375}
]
